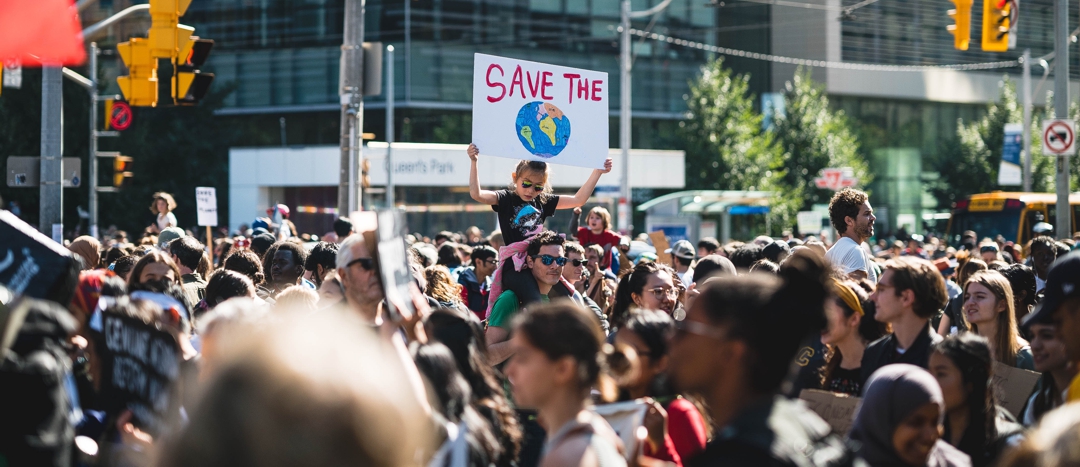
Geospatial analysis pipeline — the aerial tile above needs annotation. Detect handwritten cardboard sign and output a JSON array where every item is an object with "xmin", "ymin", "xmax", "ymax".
[
  {"xmin": 375, "ymin": 209, "xmax": 416, "ymax": 322},
  {"xmin": 92, "ymin": 307, "xmax": 181, "ymax": 437},
  {"xmin": 593, "ymin": 400, "xmax": 648, "ymax": 462},
  {"xmin": 471, "ymin": 53, "xmax": 609, "ymax": 169},
  {"xmin": 195, "ymin": 187, "xmax": 218, "ymax": 227},
  {"xmin": 992, "ymin": 362, "xmax": 1041, "ymax": 418},
  {"xmin": 649, "ymin": 231, "xmax": 672, "ymax": 266},
  {"xmin": 799, "ymin": 389, "xmax": 861, "ymax": 435}
]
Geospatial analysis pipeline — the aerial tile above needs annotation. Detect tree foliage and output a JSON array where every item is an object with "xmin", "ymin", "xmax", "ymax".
[
  {"xmin": 681, "ymin": 58, "xmax": 781, "ymax": 191},
  {"xmin": 769, "ymin": 69, "xmax": 869, "ymax": 231},
  {"xmin": 927, "ymin": 78, "xmax": 1058, "ymax": 209}
]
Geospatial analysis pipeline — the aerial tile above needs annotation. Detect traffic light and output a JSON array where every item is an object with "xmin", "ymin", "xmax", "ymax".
[
  {"xmin": 148, "ymin": 0, "xmax": 195, "ymax": 59},
  {"xmin": 171, "ymin": 38, "xmax": 214, "ymax": 105},
  {"xmin": 981, "ymin": 0, "xmax": 1011, "ymax": 52},
  {"xmin": 113, "ymin": 156, "xmax": 133, "ymax": 187},
  {"xmin": 946, "ymin": 0, "xmax": 973, "ymax": 51},
  {"xmin": 117, "ymin": 38, "xmax": 158, "ymax": 106}
]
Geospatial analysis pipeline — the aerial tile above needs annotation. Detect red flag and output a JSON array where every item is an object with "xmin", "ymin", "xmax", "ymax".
[{"xmin": 0, "ymin": 0, "xmax": 86, "ymax": 66}]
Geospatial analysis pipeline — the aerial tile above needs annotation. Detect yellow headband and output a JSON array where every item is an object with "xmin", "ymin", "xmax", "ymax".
[{"xmin": 832, "ymin": 279, "xmax": 864, "ymax": 316}]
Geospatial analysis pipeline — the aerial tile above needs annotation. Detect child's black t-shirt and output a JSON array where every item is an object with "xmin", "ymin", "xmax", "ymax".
[{"xmin": 491, "ymin": 189, "xmax": 560, "ymax": 245}]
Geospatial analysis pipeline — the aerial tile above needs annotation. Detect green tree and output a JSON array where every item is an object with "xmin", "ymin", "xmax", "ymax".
[
  {"xmin": 681, "ymin": 58, "xmax": 780, "ymax": 191},
  {"xmin": 927, "ymin": 78, "xmax": 1059, "ymax": 209},
  {"xmin": 769, "ymin": 69, "xmax": 869, "ymax": 232}
]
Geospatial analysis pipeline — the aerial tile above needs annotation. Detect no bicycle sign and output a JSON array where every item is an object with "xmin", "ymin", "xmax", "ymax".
[
  {"xmin": 1042, "ymin": 119, "xmax": 1076, "ymax": 156},
  {"xmin": 471, "ymin": 54, "xmax": 609, "ymax": 169}
]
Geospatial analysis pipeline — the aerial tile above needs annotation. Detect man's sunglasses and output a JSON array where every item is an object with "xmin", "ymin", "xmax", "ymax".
[
  {"xmin": 520, "ymin": 180, "xmax": 545, "ymax": 192},
  {"xmin": 532, "ymin": 254, "xmax": 567, "ymax": 266},
  {"xmin": 981, "ymin": 245, "xmax": 999, "ymax": 253},
  {"xmin": 345, "ymin": 257, "xmax": 375, "ymax": 271},
  {"xmin": 568, "ymin": 259, "xmax": 587, "ymax": 267}
]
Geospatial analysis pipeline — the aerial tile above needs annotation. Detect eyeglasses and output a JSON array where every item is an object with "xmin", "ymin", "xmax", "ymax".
[
  {"xmin": 346, "ymin": 257, "xmax": 375, "ymax": 271},
  {"xmin": 674, "ymin": 319, "xmax": 726, "ymax": 340},
  {"xmin": 520, "ymin": 180, "xmax": 545, "ymax": 192},
  {"xmin": 482, "ymin": 258, "xmax": 499, "ymax": 266},
  {"xmin": 569, "ymin": 259, "xmax": 587, "ymax": 267},
  {"xmin": 647, "ymin": 287, "xmax": 679, "ymax": 300},
  {"xmin": 532, "ymin": 254, "xmax": 567, "ymax": 266},
  {"xmin": 980, "ymin": 245, "xmax": 999, "ymax": 253}
]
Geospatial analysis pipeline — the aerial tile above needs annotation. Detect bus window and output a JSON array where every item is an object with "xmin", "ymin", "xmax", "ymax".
[
  {"xmin": 948, "ymin": 208, "xmax": 1023, "ymax": 244},
  {"xmin": 1023, "ymin": 209, "xmax": 1048, "ymax": 245}
]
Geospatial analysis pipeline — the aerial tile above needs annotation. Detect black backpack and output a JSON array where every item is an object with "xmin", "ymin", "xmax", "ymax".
[{"xmin": 0, "ymin": 296, "xmax": 79, "ymax": 467}]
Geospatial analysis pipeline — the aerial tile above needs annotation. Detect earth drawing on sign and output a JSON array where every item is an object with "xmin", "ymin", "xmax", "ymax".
[{"xmin": 515, "ymin": 101, "xmax": 571, "ymax": 157}]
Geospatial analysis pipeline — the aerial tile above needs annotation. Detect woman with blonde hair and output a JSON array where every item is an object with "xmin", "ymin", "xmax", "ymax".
[
  {"xmin": 939, "ymin": 256, "xmax": 988, "ymax": 335},
  {"xmin": 425, "ymin": 265, "xmax": 466, "ymax": 310},
  {"xmin": 148, "ymin": 192, "xmax": 178, "ymax": 234},
  {"xmin": 962, "ymin": 270, "xmax": 1034, "ymax": 370}
]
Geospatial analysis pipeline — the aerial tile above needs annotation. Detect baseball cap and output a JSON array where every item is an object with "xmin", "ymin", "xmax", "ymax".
[
  {"xmin": 1022, "ymin": 251, "xmax": 1080, "ymax": 327},
  {"xmin": 158, "ymin": 227, "xmax": 185, "ymax": 250},
  {"xmin": 267, "ymin": 204, "xmax": 290, "ymax": 219},
  {"xmin": 665, "ymin": 240, "xmax": 695, "ymax": 259}
]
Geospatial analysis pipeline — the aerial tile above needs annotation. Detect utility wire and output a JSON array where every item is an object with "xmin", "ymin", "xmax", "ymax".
[{"xmin": 627, "ymin": 28, "xmax": 1022, "ymax": 72}]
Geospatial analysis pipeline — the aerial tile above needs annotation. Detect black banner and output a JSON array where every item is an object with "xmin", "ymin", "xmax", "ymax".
[
  {"xmin": 0, "ymin": 210, "xmax": 77, "ymax": 300},
  {"xmin": 96, "ymin": 311, "xmax": 181, "ymax": 437}
]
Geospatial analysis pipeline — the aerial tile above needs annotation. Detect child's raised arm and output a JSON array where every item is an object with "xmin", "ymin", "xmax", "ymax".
[
  {"xmin": 557, "ymin": 157, "xmax": 613, "ymax": 209},
  {"xmin": 468, "ymin": 143, "xmax": 499, "ymax": 205}
]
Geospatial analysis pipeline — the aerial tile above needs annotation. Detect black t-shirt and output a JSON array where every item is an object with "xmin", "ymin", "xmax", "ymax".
[
  {"xmin": 826, "ymin": 367, "xmax": 862, "ymax": 396},
  {"xmin": 492, "ymin": 189, "xmax": 560, "ymax": 245}
]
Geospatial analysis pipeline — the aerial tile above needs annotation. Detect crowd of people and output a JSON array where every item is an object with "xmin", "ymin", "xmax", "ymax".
[{"xmin": 4, "ymin": 152, "xmax": 1080, "ymax": 467}]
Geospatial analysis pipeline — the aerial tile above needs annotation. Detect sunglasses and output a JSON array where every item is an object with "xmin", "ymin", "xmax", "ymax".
[
  {"xmin": 532, "ymin": 254, "xmax": 567, "ymax": 266},
  {"xmin": 569, "ymin": 259, "xmax": 587, "ymax": 267},
  {"xmin": 520, "ymin": 180, "xmax": 545, "ymax": 192},
  {"xmin": 980, "ymin": 245, "xmax": 999, "ymax": 253},
  {"xmin": 346, "ymin": 257, "xmax": 375, "ymax": 271}
]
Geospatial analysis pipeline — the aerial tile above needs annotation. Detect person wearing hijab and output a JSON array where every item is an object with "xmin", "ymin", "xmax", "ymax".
[
  {"xmin": 850, "ymin": 364, "xmax": 971, "ymax": 467},
  {"xmin": 68, "ymin": 235, "xmax": 102, "ymax": 270}
]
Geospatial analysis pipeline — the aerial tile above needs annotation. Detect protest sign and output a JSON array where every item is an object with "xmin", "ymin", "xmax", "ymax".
[
  {"xmin": 991, "ymin": 362, "xmax": 1041, "ymax": 418},
  {"xmin": 376, "ymin": 209, "xmax": 416, "ymax": 322},
  {"xmin": 92, "ymin": 305, "xmax": 181, "ymax": 437},
  {"xmin": 649, "ymin": 231, "xmax": 671, "ymax": 266},
  {"xmin": 799, "ymin": 389, "xmax": 861, "ymax": 435},
  {"xmin": 472, "ymin": 53, "xmax": 609, "ymax": 169},
  {"xmin": 195, "ymin": 187, "xmax": 218, "ymax": 227},
  {"xmin": 593, "ymin": 400, "xmax": 649, "ymax": 462},
  {"xmin": 0, "ymin": 210, "xmax": 78, "ymax": 300}
]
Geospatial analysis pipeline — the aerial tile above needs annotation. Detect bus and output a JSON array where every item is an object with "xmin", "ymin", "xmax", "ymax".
[{"xmin": 945, "ymin": 192, "xmax": 1080, "ymax": 246}]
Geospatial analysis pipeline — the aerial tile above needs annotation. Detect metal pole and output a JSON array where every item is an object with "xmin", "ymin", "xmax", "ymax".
[
  {"xmin": 1022, "ymin": 49, "xmax": 1033, "ymax": 193},
  {"xmin": 386, "ymin": 45, "xmax": 395, "ymax": 208},
  {"xmin": 404, "ymin": 0, "xmax": 411, "ymax": 103},
  {"xmin": 1054, "ymin": 0, "xmax": 1070, "ymax": 240},
  {"xmin": 619, "ymin": 0, "xmax": 632, "ymax": 234},
  {"xmin": 89, "ymin": 43, "xmax": 99, "ymax": 239},
  {"xmin": 338, "ymin": 0, "xmax": 365, "ymax": 215},
  {"xmin": 40, "ymin": 67, "xmax": 63, "ymax": 241}
]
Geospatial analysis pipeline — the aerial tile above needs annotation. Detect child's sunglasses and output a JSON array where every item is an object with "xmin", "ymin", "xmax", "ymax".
[
  {"xmin": 520, "ymin": 180, "xmax": 544, "ymax": 192},
  {"xmin": 532, "ymin": 254, "xmax": 567, "ymax": 266}
]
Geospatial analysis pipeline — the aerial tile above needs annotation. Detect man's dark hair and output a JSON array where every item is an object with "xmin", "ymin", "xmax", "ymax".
[
  {"xmin": 305, "ymin": 242, "xmax": 339, "ymax": 272},
  {"xmin": 470, "ymin": 245, "xmax": 497, "ymax": 265},
  {"xmin": 112, "ymin": 255, "xmax": 139, "ymax": 278},
  {"xmin": 169, "ymin": 236, "xmax": 205, "ymax": 271},
  {"xmin": 883, "ymin": 257, "xmax": 948, "ymax": 319},
  {"xmin": 204, "ymin": 270, "xmax": 255, "ymax": 309},
  {"xmin": 674, "ymin": 255, "xmax": 693, "ymax": 268},
  {"xmin": 273, "ymin": 241, "xmax": 309, "ymax": 270},
  {"xmin": 223, "ymin": 249, "xmax": 266, "ymax": 285},
  {"xmin": 333, "ymin": 217, "xmax": 353, "ymax": 238},
  {"xmin": 437, "ymin": 243, "xmax": 462, "ymax": 267},
  {"xmin": 1030, "ymin": 236, "xmax": 1055, "ymax": 252},
  {"xmin": 728, "ymin": 244, "xmax": 764, "ymax": 270},
  {"xmin": 828, "ymin": 188, "xmax": 869, "ymax": 235},
  {"xmin": 697, "ymin": 237, "xmax": 721, "ymax": 254},
  {"xmin": 435, "ymin": 231, "xmax": 455, "ymax": 243},
  {"xmin": 250, "ymin": 233, "xmax": 276, "ymax": 258},
  {"xmin": 526, "ymin": 231, "xmax": 565, "ymax": 257}
]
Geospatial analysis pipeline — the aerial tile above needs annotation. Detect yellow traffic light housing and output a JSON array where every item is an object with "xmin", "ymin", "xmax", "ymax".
[
  {"xmin": 148, "ymin": 0, "xmax": 195, "ymax": 59},
  {"xmin": 947, "ymin": 0, "xmax": 973, "ymax": 51},
  {"xmin": 981, "ymin": 0, "xmax": 1011, "ymax": 52},
  {"xmin": 117, "ymin": 39, "xmax": 159, "ymax": 107},
  {"xmin": 113, "ymin": 156, "xmax": 134, "ymax": 187}
]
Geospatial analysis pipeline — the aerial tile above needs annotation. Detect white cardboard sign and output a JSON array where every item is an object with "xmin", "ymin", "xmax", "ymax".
[
  {"xmin": 471, "ymin": 53, "xmax": 609, "ymax": 169},
  {"xmin": 195, "ymin": 187, "xmax": 218, "ymax": 227}
]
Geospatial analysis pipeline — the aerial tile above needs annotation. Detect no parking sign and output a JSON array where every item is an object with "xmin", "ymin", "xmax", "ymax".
[{"xmin": 1042, "ymin": 119, "xmax": 1076, "ymax": 155}]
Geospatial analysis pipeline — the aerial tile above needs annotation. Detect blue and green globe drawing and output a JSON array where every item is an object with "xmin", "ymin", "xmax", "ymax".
[{"xmin": 515, "ymin": 101, "xmax": 571, "ymax": 157}]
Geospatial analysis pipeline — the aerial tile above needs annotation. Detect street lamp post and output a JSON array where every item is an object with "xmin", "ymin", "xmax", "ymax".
[{"xmin": 619, "ymin": 0, "xmax": 674, "ymax": 234}]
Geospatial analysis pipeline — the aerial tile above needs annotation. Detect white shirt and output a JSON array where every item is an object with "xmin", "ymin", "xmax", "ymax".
[
  {"xmin": 825, "ymin": 237, "xmax": 878, "ymax": 283},
  {"xmin": 157, "ymin": 212, "xmax": 177, "ymax": 231},
  {"xmin": 677, "ymin": 267, "xmax": 694, "ymax": 285}
]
